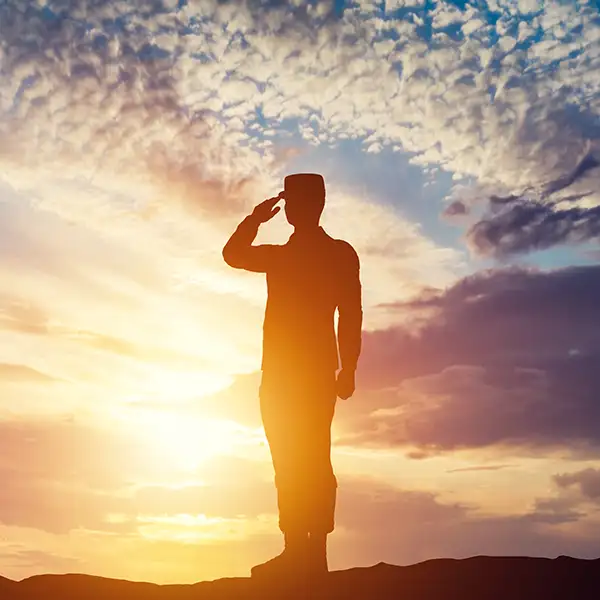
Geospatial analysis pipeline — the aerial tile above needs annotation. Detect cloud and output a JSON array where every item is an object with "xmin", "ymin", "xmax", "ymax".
[
  {"xmin": 341, "ymin": 264, "xmax": 600, "ymax": 455},
  {"xmin": 0, "ymin": 0, "xmax": 274, "ymax": 221},
  {"xmin": 0, "ymin": 180, "xmax": 263, "ymax": 384},
  {"xmin": 0, "ymin": 0, "xmax": 598, "ymax": 260},
  {"xmin": 133, "ymin": 455, "xmax": 276, "ymax": 519},
  {"xmin": 0, "ymin": 415, "xmax": 270, "ymax": 578},
  {"xmin": 330, "ymin": 475, "xmax": 600, "ymax": 569},
  {"xmin": 1, "ymin": 411, "xmax": 599, "ymax": 581},
  {"xmin": 527, "ymin": 497, "xmax": 585, "ymax": 525},
  {"xmin": 360, "ymin": 264, "xmax": 600, "ymax": 387},
  {"xmin": 0, "ymin": 415, "xmax": 271, "ymax": 535},
  {"xmin": 467, "ymin": 197, "xmax": 600, "ymax": 259},
  {"xmin": 0, "ymin": 465, "xmax": 132, "ymax": 535},
  {"xmin": 447, "ymin": 464, "xmax": 516, "ymax": 473},
  {"xmin": 0, "ymin": 299, "xmax": 210, "ymax": 371},
  {"xmin": 555, "ymin": 469, "xmax": 600, "ymax": 502},
  {"xmin": 0, "ymin": 548, "xmax": 82, "ymax": 573},
  {"xmin": 335, "ymin": 477, "xmax": 466, "ymax": 534},
  {"xmin": 0, "ymin": 417, "xmax": 159, "ymax": 492},
  {"xmin": 343, "ymin": 364, "xmax": 600, "ymax": 454},
  {"xmin": 0, "ymin": 364, "xmax": 58, "ymax": 383}
]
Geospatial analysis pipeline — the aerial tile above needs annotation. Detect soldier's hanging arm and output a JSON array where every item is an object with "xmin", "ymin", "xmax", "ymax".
[
  {"xmin": 336, "ymin": 242, "xmax": 363, "ymax": 400},
  {"xmin": 222, "ymin": 193, "xmax": 283, "ymax": 272}
]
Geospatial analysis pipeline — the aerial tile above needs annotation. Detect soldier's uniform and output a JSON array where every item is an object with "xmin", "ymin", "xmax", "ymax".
[{"xmin": 223, "ymin": 173, "xmax": 362, "ymax": 553}]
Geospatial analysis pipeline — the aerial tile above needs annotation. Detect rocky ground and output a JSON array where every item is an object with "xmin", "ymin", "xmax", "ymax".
[{"xmin": 1, "ymin": 555, "xmax": 599, "ymax": 599}]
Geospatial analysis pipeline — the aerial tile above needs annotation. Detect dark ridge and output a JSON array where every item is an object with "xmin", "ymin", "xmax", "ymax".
[{"xmin": 3, "ymin": 556, "xmax": 600, "ymax": 599}]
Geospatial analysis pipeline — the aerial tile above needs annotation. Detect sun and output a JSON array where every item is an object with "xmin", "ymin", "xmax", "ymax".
[
  {"xmin": 111, "ymin": 368, "xmax": 255, "ymax": 472},
  {"xmin": 140, "ymin": 411, "xmax": 240, "ymax": 470}
]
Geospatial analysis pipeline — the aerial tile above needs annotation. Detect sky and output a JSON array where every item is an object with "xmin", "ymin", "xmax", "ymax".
[{"xmin": 1, "ymin": 0, "xmax": 600, "ymax": 584}]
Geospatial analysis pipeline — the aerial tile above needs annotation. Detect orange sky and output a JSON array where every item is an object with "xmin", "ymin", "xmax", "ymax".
[{"xmin": 2, "ymin": 0, "xmax": 600, "ymax": 583}]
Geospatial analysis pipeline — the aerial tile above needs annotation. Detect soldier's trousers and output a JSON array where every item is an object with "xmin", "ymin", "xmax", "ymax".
[{"xmin": 259, "ymin": 369, "xmax": 338, "ymax": 535}]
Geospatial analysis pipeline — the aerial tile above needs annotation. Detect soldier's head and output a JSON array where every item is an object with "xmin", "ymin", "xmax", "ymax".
[{"xmin": 282, "ymin": 173, "xmax": 326, "ymax": 228}]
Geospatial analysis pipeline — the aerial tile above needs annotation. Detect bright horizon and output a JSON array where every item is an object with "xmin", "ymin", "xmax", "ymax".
[{"xmin": 1, "ymin": 0, "xmax": 600, "ymax": 584}]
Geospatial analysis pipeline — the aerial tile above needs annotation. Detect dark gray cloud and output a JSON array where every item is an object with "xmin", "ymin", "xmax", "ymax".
[
  {"xmin": 524, "ymin": 496, "xmax": 586, "ymax": 525},
  {"xmin": 543, "ymin": 152, "xmax": 600, "ymax": 198},
  {"xmin": 467, "ymin": 200, "xmax": 600, "ymax": 258},
  {"xmin": 335, "ymin": 478, "xmax": 466, "ymax": 533}
]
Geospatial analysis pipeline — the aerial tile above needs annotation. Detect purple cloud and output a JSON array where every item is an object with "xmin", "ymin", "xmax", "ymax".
[
  {"xmin": 555, "ymin": 469, "xmax": 600, "ymax": 501},
  {"xmin": 344, "ymin": 265, "xmax": 600, "ymax": 455}
]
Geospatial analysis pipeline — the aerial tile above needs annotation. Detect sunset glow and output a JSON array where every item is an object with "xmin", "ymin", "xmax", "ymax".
[{"xmin": 1, "ymin": 0, "xmax": 600, "ymax": 585}]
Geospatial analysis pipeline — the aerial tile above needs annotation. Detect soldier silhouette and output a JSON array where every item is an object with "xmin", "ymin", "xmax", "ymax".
[{"xmin": 223, "ymin": 173, "xmax": 363, "ymax": 578}]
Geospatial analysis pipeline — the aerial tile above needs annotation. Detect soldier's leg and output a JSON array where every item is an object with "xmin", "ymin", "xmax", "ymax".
[
  {"xmin": 259, "ymin": 371, "xmax": 309, "ymax": 536},
  {"xmin": 252, "ymin": 372, "xmax": 310, "ymax": 578},
  {"xmin": 300, "ymin": 370, "xmax": 337, "ymax": 573},
  {"xmin": 265, "ymin": 370, "xmax": 337, "ymax": 536},
  {"xmin": 301, "ymin": 386, "xmax": 337, "ymax": 535},
  {"xmin": 256, "ymin": 370, "xmax": 337, "ymax": 577}
]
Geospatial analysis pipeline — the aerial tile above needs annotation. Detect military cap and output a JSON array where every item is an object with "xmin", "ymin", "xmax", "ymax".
[{"xmin": 284, "ymin": 173, "xmax": 326, "ymax": 198}]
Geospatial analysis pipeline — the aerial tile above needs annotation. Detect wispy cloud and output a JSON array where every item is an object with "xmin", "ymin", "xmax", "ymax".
[
  {"xmin": 0, "ymin": 364, "xmax": 58, "ymax": 383},
  {"xmin": 447, "ymin": 464, "xmax": 516, "ymax": 473}
]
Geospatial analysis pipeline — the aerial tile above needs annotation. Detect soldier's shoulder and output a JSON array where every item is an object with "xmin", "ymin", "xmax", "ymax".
[{"xmin": 329, "ymin": 237, "xmax": 359, "ymax": 262}]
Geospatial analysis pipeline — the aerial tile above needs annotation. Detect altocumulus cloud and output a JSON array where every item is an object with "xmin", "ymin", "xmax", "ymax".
[
  {"xmin": 0, "ymin": 0, "xmax": 464, "ymax": 335},
  {"xmin": 1, "ymin": 0, "xmax": 600, "ymax": 256}
]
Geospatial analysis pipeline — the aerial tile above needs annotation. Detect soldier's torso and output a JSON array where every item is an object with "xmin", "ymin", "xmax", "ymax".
[{"xmin": 262, "ymin": 229, "xmax": 346, "ymax": 373}]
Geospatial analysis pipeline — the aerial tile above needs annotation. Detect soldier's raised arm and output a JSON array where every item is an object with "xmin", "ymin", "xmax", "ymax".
[{"xmin": 222, "ymin": 193, "xmax": 283, "ymax": 273}]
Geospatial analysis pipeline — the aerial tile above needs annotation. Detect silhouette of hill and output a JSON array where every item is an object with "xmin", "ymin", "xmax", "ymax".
[{"xmin": 2, "ymin": 556, "xmax": 599, "ymax": 599}]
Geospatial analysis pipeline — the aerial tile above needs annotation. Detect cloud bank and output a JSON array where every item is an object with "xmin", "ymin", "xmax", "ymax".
[{"xmin": 345, "ymin": 264, "xmax": 600, "ymax": 456}]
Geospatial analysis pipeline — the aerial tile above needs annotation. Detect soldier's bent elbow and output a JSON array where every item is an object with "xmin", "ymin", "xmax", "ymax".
[{"xmin": 222, "ymin": 246, "xmax": 240, "ymax": 268}]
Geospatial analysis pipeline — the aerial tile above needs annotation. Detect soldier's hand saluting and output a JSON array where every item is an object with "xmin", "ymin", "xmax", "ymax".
[{"xmin": 251, "ymin": 192, "xmax": 284, "ymax": 223}]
